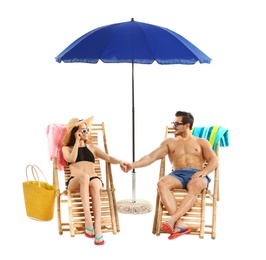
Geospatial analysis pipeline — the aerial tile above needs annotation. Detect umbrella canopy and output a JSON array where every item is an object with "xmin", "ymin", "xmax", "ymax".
[
  {"xmin": 56, "ymin": 18, "xmax": 211, "ymax": 64},
  {"xmin": 55, "ymin": 18, "xmax": 211, "ymax": 206}
]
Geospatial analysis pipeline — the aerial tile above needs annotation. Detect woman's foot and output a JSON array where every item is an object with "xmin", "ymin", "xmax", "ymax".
[
  {"xmin": 94, "ymin": 235, "xmax": 105, "ymax": 245},
  {"xmin": 85, "ymin": 226, "xmax": 95, "ymax": 238}
]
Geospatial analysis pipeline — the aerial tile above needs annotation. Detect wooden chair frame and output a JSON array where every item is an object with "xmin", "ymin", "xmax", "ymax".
[
  {"xmin": 52, "ymin": 122, "xmax": 120, "ymax": 237},
  {"xmin": 152, "ymin": 126, "xmax": 220, "ymax": 239}
]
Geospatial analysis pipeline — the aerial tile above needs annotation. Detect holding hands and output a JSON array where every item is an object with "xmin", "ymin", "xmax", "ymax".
[{"xmin": 120, "ymin": 162, "xmax": 133, "ymax": 172}]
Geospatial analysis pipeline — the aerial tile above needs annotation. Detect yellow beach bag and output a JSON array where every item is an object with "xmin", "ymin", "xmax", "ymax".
[{"xmin": 23, "ymin": 164, "xmax": 56, "ymax": 221}]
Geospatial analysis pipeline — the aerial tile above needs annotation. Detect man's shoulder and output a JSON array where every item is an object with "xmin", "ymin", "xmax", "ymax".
[
  {"xmin": 160, "ymin": 137, "xmax": 176, "ymax": 148},
  {"xmin": 164, "ymin": 137, "xmax": 177, "ymax": 143},
  {"xmin": 196, "ymin": 137, "xmax": 209, "ymax": 142},
  {"xmin": 196, "ymin": 137, "xmax": 213, "ymax": 149}
]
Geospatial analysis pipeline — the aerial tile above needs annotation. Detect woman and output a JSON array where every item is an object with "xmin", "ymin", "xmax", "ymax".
[{"xmin": 62, "ymin": 116, "xmax": 126, "ymax": 245}]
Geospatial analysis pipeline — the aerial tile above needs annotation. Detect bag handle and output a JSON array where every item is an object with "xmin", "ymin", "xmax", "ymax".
[{"xmin": 25, "ymin": 164, "xmax": 48, "ymax": 187}]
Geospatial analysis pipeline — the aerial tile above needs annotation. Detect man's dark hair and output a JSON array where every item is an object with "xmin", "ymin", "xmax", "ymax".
[{"xmin": 175, "ymin": 111, "xmax": 194, "ymax": 130}]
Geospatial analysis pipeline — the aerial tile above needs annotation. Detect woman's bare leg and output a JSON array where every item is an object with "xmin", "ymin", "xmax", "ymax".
[
  {"xmin": 89, "ymin": 179, "xmax": 103, "ymax": 242},
  {"xmin": 68, "ymin": 174, "xmax": 94, "ymax": 236}
]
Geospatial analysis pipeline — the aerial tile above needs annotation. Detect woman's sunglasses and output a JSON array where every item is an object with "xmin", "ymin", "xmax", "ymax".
[{"xmin": 81, "ymin": 128, "xmax": 90, "ymax": 134}]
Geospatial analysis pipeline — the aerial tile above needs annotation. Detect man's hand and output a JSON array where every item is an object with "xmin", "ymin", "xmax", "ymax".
[
  {"xmin": 191, "ymin": 171, "xmax": 206, "ymax": 179},
  {"xmin": 120, "ymin": 161, "xmax": 129, "ymax": 172},
  {"xmin": 120, "ymin": 162, "xmax": 133, "ymax": 172}
]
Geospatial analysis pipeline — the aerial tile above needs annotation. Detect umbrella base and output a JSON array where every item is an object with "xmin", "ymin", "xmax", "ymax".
[{"xmin": 117, "ymin": 199, "xmax": 153, "ymax": 214}]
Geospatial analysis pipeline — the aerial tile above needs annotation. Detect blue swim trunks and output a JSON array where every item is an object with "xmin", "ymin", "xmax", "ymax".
[{"xmin": 169, "ymin": 168, "xmax": 211, "ymax": 189}]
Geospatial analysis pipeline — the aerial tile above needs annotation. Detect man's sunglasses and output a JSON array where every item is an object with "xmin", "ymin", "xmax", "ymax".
[
  {"xmin": 81, "ymin": 128, "xmax": 90, "ymax": 134},
  {"xmin": 171, "ymin": 122, "xmax": 184, "ymax": 128}
]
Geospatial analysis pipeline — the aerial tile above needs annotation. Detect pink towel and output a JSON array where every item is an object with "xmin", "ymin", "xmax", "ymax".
[{"xmin": 46, "ymin": 123, "xmax": 67, "ymax": 171}]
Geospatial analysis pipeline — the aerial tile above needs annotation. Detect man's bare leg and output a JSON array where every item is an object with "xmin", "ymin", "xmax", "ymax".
[
  {"xmin": 158, "ymin": 177, "xmax": 207, "ymax": 233},
  {"xmin": 172, "ymin": 178, "xmax": 208, "ymax": 232},
  {"xmin": 157, "ymin": 176, "xmax": 182, "ymax": 232}
]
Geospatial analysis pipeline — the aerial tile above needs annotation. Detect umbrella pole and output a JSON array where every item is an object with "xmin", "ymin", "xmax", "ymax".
[
  {"xmin": 116, "ymin": 62, "xmax": 152, "ymax": 214},
  {"xmin": 132, "ymin": 62, "xmax": 136, "ymax": 203}
]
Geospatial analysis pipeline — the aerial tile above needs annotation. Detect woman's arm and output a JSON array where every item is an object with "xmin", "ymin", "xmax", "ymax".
[
  {"xmin": 93, "ymin": 145, "xmax": 127, "ymax": 169},
  {"xmin": 62, "ymin": 131, "xmax": 80, "ymax": 163}
]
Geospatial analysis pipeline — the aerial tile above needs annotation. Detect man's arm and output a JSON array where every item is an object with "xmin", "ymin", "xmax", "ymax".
[
  {"xmin": 125, "ymin": 140, "xmax": 169, "ymax": 172},
  {"xmin": 192, "ymin": 139, "xmax": 218, "ymax": 178}
]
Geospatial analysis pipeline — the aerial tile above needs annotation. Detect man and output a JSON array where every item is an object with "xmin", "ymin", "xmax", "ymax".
[{"xmin": 123, "ymin": 111, "xmax": 218, "ymax": 239}]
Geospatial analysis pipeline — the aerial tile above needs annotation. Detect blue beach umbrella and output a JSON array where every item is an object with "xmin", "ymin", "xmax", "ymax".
[{"xmin": 55, "ymin": 18, "xmax": 211, "ymax": 208}]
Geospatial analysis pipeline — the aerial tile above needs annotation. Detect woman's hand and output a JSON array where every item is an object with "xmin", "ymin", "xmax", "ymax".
[
  {"xmin": 74, "ymin": 129, "xmax": 81, "ymax": 142},
  {"xmin": 120, "ymin": 161, "xmax": 133, "ymax": 172}
]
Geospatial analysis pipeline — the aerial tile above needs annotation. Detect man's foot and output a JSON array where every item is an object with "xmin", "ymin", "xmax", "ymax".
[
  {"xmin": 161, "ymin": 221, "xmax": 174, "ymax": 234},
  {"xmin": 173, "ymin": 219, "xmax": 189, "ymax": 233},
  {"xmin": 168, "ymin": 227, "xmax": 191, "ymax": 240}
]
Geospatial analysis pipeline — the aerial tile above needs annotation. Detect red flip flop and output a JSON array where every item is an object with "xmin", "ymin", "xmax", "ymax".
[
  {"xmin": 161, "ymin": 222, "xmax": 174, "ymax": 234},
  {"xmin": 168, "ymin": 227, "xmax": 191, "ymax": 240}
]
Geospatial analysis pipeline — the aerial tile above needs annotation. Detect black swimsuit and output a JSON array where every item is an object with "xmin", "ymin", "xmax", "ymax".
[
  {"xmin": 66, "ymin": 146, "xmax": 104, "ymax": 188},
  {"xmin": 72, "ymin": 146, "xmax": 95, "ymax": 164}
]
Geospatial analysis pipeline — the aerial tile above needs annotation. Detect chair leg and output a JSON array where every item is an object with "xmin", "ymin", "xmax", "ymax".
[
  {"xmin": 212, "ymin": 166, "xmax": 219, "ymax": 239},
  {"xmin": 152, "ymin": 191, "xmax": 161, "ymax": 235},
  {"xmin": 107, "ymin": 189, "xmax": 117, "ymax": 234},
  {"xmin": 67, "ymin": 192, "xmax": 75, "ymax": 237},
  {"xmin": 105, "ymin": 161, "xmax": 119, "ymax": 234},
  {"xmin": 156, "ymin": 198, "xmax": 164, "ymax": 236},
  {"xmin": 57, "ymin": 191, "xmax": 63, "ymax": 235},
  {"xmin": 199, "ymin": 189, "xmax": 206, "ymax": 239},
  {"xmin": 109, "ymin": 169, "xmax": 120, "ymax": 232},
  {"xmin": 211, "ymin": 197, "xmax": 217, "ymax": 239},
  {"xmin": 113, "ymin": 193, "xmax": 120, "ymax": 232}
]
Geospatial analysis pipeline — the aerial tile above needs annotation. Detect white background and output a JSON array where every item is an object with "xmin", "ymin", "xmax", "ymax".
[{"xmin": 1, "ymin": 0, "xmax": 265, "ymax": 259}]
